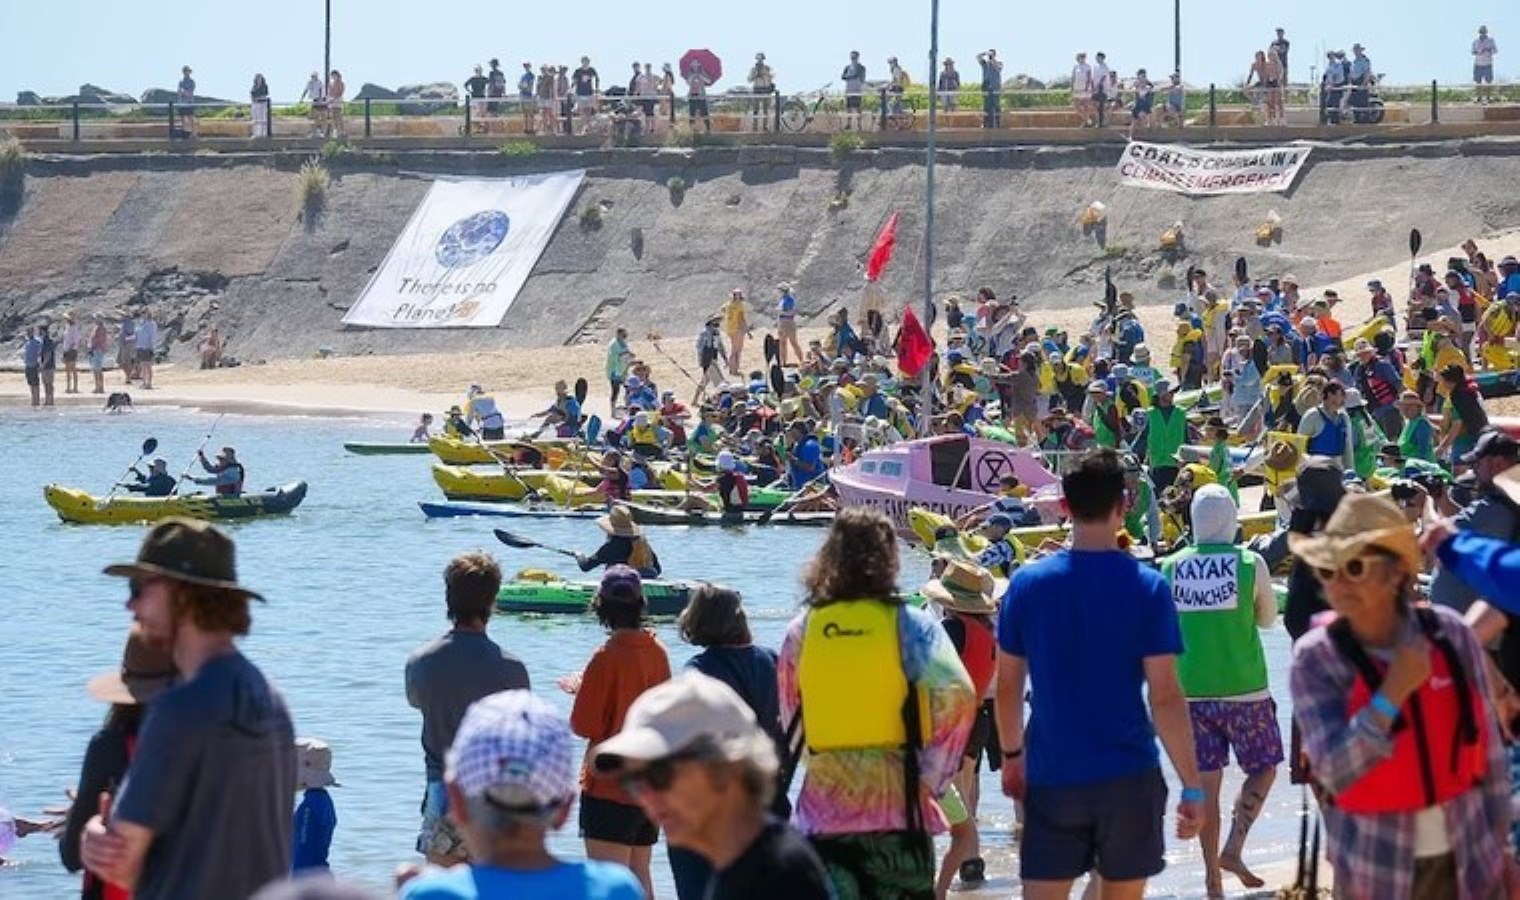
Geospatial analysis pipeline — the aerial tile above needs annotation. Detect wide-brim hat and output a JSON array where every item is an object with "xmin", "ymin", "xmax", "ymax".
[
  {"xmin": 296, "ymin": 737, "xmax": 341, "ymax": 790},
  {"xmin": 921, "ymin": 559, "xmax": 1001, "ymax": 615},
  {"xmin": 87, "ymin": 623, "xmax": 176, "ymax": 705},
  {"xmin": 598, "ymin": 504, "xmax": 641, "ymax": 538},
  {"xmin": 103, "ymin": 518, "xmax": 263, "ymax": 600},
  {"xmin": 1282, "ymin": 456, "xmax": 1345, "ymax": 516},
  {"xmin": 1264, "ymin": 439, "xmax": 1301, "ymax": 473},
  {"xmin": 1288, "ymin": 493, "xmax": 1421, "ymax": 576}
]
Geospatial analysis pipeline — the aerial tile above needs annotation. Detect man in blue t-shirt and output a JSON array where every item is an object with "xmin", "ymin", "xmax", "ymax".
[
  {"xmin": 994, "ymin": 449, "xmax": 1203, "ymax": 895},
  {"xmin": 785, "ymin": 421, "xmax": 824, "ymax": 490},
  {"xmin": 401, "ymin": 690, "xmax": 643, "ymax": 900}
]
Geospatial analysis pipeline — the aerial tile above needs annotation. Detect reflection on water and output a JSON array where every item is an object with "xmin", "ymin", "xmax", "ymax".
[{"xmin": 0, "ymin": 408, "xmax": 1299, "ymax": 898}]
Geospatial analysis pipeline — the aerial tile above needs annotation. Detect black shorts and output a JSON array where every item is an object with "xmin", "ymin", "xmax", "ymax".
[
  {"xmin": 1021, "ymin": 766, "xmax": 1167, "ymax": 883},
  {"xmin": 24, "ymin": 366, "xmax": 39, "ymax": 387},
  {"xmin": 845, "ymin": 94, "xmax": 863, "ymax": 111},
  {"xmin": 135, "ymin": 348, "xmax": 154, "ymax": 363},
  {"xmin": 481, "ymin": 426, "xmax": 506, "ymax": 441},
  {"xmin": 579, "ymin": 794, "xmax": 659, "ymax": 846},
  {"xmin": 966, "ymin": 699, "xmax": 1002, "ymax": 771}
]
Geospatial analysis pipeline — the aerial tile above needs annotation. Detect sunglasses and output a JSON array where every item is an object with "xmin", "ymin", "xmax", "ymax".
[
  {"xmin": 1311, "ymin": 554, "xmax": 1386, "ymax": 585},
  {"xmin": 618, "ymin": 750, "xmax": 704, "ymax": 795},
  {"xmin": 128, "ymin": 575, "xmax": 164, "ymax": 600}
]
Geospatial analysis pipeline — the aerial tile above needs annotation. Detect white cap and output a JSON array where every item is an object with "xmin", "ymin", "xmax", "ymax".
[{"xmin": 716, "ymin": 450, "xmax": 738, "ymax": 472}]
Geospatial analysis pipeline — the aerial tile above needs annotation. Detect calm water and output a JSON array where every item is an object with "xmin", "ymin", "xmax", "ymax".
[{"xmin": 0, "ymin": 406, "xmax": 1301, "ymax": 898}]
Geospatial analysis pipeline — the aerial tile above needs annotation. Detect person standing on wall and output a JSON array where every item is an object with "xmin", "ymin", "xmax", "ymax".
[{"xmin": 978, "ymin": 50, "xmax": 1003, "ymax": 128}]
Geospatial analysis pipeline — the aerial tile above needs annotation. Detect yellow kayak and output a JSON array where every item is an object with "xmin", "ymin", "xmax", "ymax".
[
  {"xmin": 44, "ymin": 482, "xmax": 309, "ymax": 526},
  {"xmin": 907, "ymin": 505, "xmax": 1277, "ymax": 553},
  {"xmin": 428, "ymin": 435, "xmax": 571, "ymax": 468},
  {"xmin": 431, "ymin": 465, "xmax": 534, "ymax": 502}
]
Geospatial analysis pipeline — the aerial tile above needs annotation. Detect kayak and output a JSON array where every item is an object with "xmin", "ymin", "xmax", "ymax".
[
  {"xmin": 44, "ymin": 481, "xmax": 309, "ymax": 526},
  {"xmin": 906, "ymin": 506, "xmax": 1278, "ymax": 554},
  {"xmin": 432, "ymin": 465, "xmax": 534, "ymax": 502},
  {"xmin": 428, "ymin": 435, "xmax": 572, "ymax": 468},
  {"xmin": 343, "ymin": 441, "xmax": 431, "ymax": 455},
  {"xmin": 497, "ymin": 573, "xmax": 697, "ymax": 616},
  {"xmin": 623, "ymin": 502, "xmax": 834, "ymax": 528},
  {"xmin": 420, "ymin": 500, "xmax": 601, "ymax": 520}
]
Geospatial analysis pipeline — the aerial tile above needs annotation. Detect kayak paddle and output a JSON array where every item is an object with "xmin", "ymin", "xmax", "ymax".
[
  {"xmin": 172, "ymin": 413, "xmax": 225, "ymax": 496},
  {"xmin": 574, "ymin": 377, "xmax": 589, "ymax": 407},
  {"xmin": 494, "ymin": 528, "xmax": 581, "ymax": 559},
  {"xmin": 769, "ymin": 362, "xmax": 785, "ymax": 398},
  {"xmin": 1234, "ymin": 255, "xmax": 1249, "ymax": 287},
  {"xmin": 1408, "ymin": 228, "xmax": 1423, "ymax": 298},
  {"xmin": 764, "ymin": 334, "xmax": 779, "ymax": 367},
  {"xmin": 101, "ymin": 437, "xmax": 158, "ymax": 504}
]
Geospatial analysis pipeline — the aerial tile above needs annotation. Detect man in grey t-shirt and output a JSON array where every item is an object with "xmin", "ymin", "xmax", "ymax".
[
  {"xmin": 406, "ymin": 552, "xmax": 530, "ymax": 865},
  {"xmin": 81, "ymin": 519, "xmax": 295, "ymax": 900}
]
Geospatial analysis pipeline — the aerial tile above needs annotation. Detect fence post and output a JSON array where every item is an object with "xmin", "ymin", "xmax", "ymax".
[
  {"xmin": 464, "ymin": 97, "xmax": 472, "ymax": 139},
  {"xmin": 364, "ymin": 98, "xmax": 372, "ymax": 138},
  {"xmin": 1208, "ymin": 84, "xmax": 1217, "ymax": 129},
  {"xmin": 773, "ymin": 91, "xmax": 781, "ymax": 133},
  {"xmin": 1431, "ymin": 79, "xmax": 1439, "ymax": 124},
  {"xmin": 878, "ymin": 88, "xmax": 888, "ymax": 131},
  {"xmin": 167, "ymin": 101, "xmax": 176, "ymax": 142},
  {"xmin": 71, "ymin": 101, "xmax": 80, "ymax": 142}
]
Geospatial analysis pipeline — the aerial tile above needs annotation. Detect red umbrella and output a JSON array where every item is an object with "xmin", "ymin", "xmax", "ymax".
[{"xmin": 679, "ymin": 49, "xmax": 723, "ymax": 84}]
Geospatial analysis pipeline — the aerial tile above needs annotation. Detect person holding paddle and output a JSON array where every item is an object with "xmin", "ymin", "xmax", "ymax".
[
  {"xmin": 190, "ymin": 447, "xmax": 245, "ymax": 497},
  {"xmin": 465, "ymin": 385, "xmax": 506, "ymax": 441},
  {"xmin": 121, "ymin": 459, "xmax": 176, "ymax": 498},
  {"xmin": 533, "ymin": 380, "xmax": 583, "ymax": 439},
  {"xmin": 576, "ymin": 506, "xmax": 662, "ymax": 583}
]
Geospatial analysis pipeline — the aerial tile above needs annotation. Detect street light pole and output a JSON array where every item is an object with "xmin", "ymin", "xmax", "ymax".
[
  {"xmin": 324, "ymin": 0, "xmax": 332, "ymax": 85},
  {"xmin": 1173, "ymin": 0, "xmax": 1181, "ymax": 78},
  {"xmin": 919, "ymin": 0, "xmax": 940, "ymax": 427}
]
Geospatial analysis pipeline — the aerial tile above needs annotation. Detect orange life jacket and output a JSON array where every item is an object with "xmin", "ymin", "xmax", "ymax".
[{"xmin": 1328, "ymin": 610, "xmax": 1487, "ymax": 815}]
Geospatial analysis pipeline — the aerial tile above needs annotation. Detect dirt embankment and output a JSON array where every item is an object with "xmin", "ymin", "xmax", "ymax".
[{"xmin": 4, "ymin": 140, "xmax": 1520, "ymax": 371}]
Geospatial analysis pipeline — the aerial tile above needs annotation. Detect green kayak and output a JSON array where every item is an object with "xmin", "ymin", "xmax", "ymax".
[
  {"xmin": 496, "ymin": 577, "xmax": 696, "ymax": 616},
  {"xmin": 344, "ymin": 441, "xmax": 431, "ymax": 455}
]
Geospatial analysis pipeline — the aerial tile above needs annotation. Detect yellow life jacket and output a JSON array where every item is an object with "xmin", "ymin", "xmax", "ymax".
[
  {"xmin": 630, "ymin": 424, "xmax": 661, "ymax": 447},
  {"xmin": 797, "ymin": 600, "xmax": 931, "ymax": 752},
  {"xmin": 627, "ymin": 538, "xmax": 655, "ymax": 572}
]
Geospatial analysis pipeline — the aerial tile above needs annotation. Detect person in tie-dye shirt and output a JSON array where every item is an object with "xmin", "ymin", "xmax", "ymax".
[{"xmin": 778, "ymin": 508, "xmax": 976, "ymax": 900}]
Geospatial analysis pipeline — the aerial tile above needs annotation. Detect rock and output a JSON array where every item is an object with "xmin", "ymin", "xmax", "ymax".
[
  {"xmin": 394, "ymin": 82, "xmax": 460, "ymax": 115},
  {"xmin": 77, "ymin": 84, "xmax": 136, "ymax": 106},
  {"xmin": 139, "ymin": 88, "xmax": 234, "ymax": 109},
  {"xmin": 355, "ymin": 83, "xmax": 398, "ymax": 102}
]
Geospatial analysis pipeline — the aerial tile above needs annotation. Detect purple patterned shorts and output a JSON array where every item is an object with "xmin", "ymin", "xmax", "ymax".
[{"xmin": 1188, "ymin": 698, "xmax": 1284, "ymax": 774}]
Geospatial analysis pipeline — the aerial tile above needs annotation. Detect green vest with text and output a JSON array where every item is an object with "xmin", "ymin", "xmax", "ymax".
[{"xmin": 1162, "ymin": 545, "xmax": 1266, "ymax": 699}]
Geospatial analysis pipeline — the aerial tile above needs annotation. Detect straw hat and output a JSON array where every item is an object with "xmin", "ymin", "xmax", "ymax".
[
  {"xmin": 1264, "ymin": 439, "xmax": 1301, "ymax": 474},
  {"xmin": 921, "ymin": 559, "xmax": 1000, "ymax": 615},
  {"xmin": 1288, "ymin": 492, "xmax": 1421, "ymax": 576},
  {"xmin": 87, "ymin": 624, "xmax": 176, "ymax": 705},
  {"xmin": 598, "ymin": 504, "xmax": 642, "ymax": 538},
  {"xmin": 295, "ymin": 737, "xmax": 341, "ymax": 790}
]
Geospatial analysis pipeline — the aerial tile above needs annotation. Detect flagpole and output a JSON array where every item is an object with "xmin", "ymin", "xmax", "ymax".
[{"xmin": 919, "ymin": 0, "xmax": 940, "ymax": 432}]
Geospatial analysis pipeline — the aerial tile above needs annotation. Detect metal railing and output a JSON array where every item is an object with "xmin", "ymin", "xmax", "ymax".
[{"xmin": 2, "ymin": 80, "xmax": 1517, "ymax": 144}]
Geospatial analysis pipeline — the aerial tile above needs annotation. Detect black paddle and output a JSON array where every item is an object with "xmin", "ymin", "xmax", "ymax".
[
  {"xmin": 494, "ymin": 528, "xmax": 581, "ymax": 560},
  {"xmin": 764, "ymin": 333, "xmax": 779, "ymax": 368},
  {"xmin": 1103, "ymin": 269, "xmax": 1118, "ymax": 318},
  {"xmin": 102, "ymin": 437, "xmax": 158, "ymax": 504},
  {"xmin": 574, "ymin": 377, "xmax": 588, "ymax": 407},
  {"xmin": 1408, "ymin": 228, "xmax": 1423, "ymax": 297},
  {"xmin": 1234, "ymin": 255, "xmax": 1249, "ymax": 287},
  {"xmin": 769, "ymin": 362, "xmax": 785, "ymax": 398}
]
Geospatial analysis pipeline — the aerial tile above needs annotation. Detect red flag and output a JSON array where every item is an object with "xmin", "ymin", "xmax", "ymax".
[
  {"xmin": 864, "ymin": 212, "xmax": 900, "ymax": 282},
  {"xmin": 897, "ymin": 306, "xmax": 933, "ymax": 378}
]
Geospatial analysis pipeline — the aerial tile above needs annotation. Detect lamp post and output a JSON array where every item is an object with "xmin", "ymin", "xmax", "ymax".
[
  {"xmin": 1173, "ymin": 0, "xmax": 1181, "ymax": 78},
  {"xmin": 324, "ymin": 0, "xmax": 332, "ymax": 85},
  {"xmin": 919, "ymin": 0, "xmax": 940, "ymax": 425}
]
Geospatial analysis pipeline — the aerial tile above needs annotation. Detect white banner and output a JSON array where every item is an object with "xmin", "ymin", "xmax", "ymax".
[
  {"xmin": 1115, "ymin": 142, "xmax": 1310, "ymax": 195},
  {"xmin": 343, "ymin": 171, "xmax": 584, "ymax": 328}
]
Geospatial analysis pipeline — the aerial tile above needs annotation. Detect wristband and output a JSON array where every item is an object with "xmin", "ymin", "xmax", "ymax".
[
  {"xmin": 1369, "ymin": 691, "xmax": 1400, "ymax": 719},
  {"xmin": 1180, "ymin": 786, "xmax": 1205, "ymax": 804},
  {"xmin": 1002, "ymin": 748, "xmax": 1024, "ymax": 760}
]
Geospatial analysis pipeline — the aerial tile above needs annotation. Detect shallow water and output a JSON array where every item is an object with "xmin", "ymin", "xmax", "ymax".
[{"xmin": 0, "ymin": 407, "xmax": 1300, "ymax": 898}]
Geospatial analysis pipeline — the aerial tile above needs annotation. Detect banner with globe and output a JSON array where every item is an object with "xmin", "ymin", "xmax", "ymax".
[{"xmin": 343, "ymin": 171, "xmax": 585, "ymax": 328}]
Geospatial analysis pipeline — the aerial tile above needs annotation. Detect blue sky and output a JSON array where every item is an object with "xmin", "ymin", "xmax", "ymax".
[{"xmin": 1, "ymin": 0, "xmax": 1511, "ymax": 102}]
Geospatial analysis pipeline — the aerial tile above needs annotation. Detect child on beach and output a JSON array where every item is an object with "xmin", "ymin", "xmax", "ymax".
[
  {"xmin": 292, "ymin": 738, "xmax": 340, "ymax": 873},
  {"xmin": 411, "ymin": 413, "xmax": 434, "ymax": 443}
]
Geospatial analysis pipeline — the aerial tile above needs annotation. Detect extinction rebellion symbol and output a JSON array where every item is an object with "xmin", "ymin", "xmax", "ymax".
[{"xmin": 975, "ymin": 452, "xmax": 1014, "ymax": 491}]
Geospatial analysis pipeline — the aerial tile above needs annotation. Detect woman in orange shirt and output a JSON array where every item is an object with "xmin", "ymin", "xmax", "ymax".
[{"xmin": 569, "ymin": 565, "xmax": 672, "ymax": 898}]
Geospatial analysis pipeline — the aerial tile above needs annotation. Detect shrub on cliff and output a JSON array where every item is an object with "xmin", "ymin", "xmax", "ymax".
[
  {"xmin": 297, "ymin": 158, "xmax": 330, "ymax": 221},
  {"xmin": 0, "ymin": 136, "xmax": 23, "ymax": 216},
  {"xmin": 829, "ymin": 132, "xmax": 864, "ymax": 164}
]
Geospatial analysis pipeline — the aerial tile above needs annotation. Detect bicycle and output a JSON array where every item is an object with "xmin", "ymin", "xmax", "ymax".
[
  {"xmin": 779, "ymin": 82, "xmax": 839, "ymax": 133},
  {"xmin": 882, "ymin": 90, "xmax": 916, "ymax": 131}
]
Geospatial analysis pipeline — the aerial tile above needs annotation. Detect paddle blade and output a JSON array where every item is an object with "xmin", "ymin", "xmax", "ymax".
[
  {"xmin": 493, "ymin": 528, "xmax": 538, "ymax": 549},
  {"xmin": 142, "ymin": 437, "xmax": 158, "ymax": 455},
  {"xmin": 1234, "ymin": 256, "xmax": 1248, "ymax": 285},
  {"xmin": 574, "ymin": 377, "xmax": 588, "ymax": 406},
  {"xmin": 1409, "ymin": 228, "xmax": 1422, "ymax": 257},
  {"xmin": 585, "ymin": 415, "xmax": 602, "ymax": 445},
  {"xmin": 770, "ymin": 363, "xmax": 784, "ymax": 397},
  {"xmin": 764, "ymin": 334, "xmax": 779, "ymax": 367}
]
